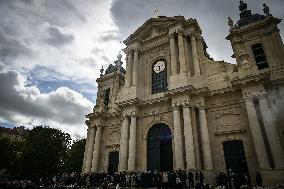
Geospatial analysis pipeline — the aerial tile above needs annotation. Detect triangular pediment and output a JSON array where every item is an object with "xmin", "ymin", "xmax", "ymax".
[{"xmin": 124, "ymin": 16, "xmax": 185, "ymax": 44}]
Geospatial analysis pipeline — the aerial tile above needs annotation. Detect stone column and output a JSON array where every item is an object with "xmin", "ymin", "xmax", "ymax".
[
  {"xmin": 191, "ymin": 35, "xmax": 201, "ymax": 75},
  {"xmin": 126, "ymin": 51, "xmax": 133, "ymax": 87},
  {"xmin": 173, "ymin": 106, "xmax": 185, "ymax": 170},
  {"xmin": 182, "ymin": 105, "xmax": 196, "ymax": 170},
  {"xmin": 258, "ymin": 95, "xmax": 284, "ymax": 168},
  {"xmin": 170, "ymin": 34, "xmax": 177, "ymax": 75},
  {"xmin": 91, "ymin": 126, "xmax": 102, "ymax": 172},
  {"xmin": 128, "ymin": 115, "xmax": 137, "ymax": 171},
  {"xmin": 133, "ymin": 48, "xmax": 138, "ymax": 86},
  {"xmin": 82, "ymin": 126, "xmax": 91, "ymax": 173},
  {"xmin": 178, "ymin": 32, "xmax": 187, "ymax": 73},
  {"xmin": 244, "ymin": 98, "xmax": 271, "ymax": 169},
  {"xmin": 119, "ymin": 116, "xmax": 129, "ymax": 171},
  {"xmin": 84, "ymin": 126, "xmax": 96, "ymax": 173},
  {"xmin": 198, "ymin": 105, "xmax": 213, "ymax": 170}
]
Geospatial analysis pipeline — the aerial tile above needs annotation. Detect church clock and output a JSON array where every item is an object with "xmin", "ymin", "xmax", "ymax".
[{"xmin": 153, "ymin": 60, "xmax": 166, "ymax": 73}]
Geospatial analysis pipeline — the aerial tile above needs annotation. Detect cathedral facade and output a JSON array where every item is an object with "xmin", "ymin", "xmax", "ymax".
[{"xmin": 82, "ymin": 2, "xmax": 284, "ymax": 186}]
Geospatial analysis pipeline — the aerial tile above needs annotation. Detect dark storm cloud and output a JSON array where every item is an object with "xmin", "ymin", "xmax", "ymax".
[
  {"xmin": 0, "ymin": 68, "xmax": 92, "ymax": 125},
  {"xmin": 111, "ymin": 0, "xmax": 284, "ymax": 62},
  {"xmin": 0, "ymin": 0, "xmax": 86, "ymax": 61},
  {"xmin": 44, "ymin": 25, "xmax": 74, "ymax": 47},
  {"xmin": 0, "ymin": 30, "xmax": 33, "ymax": 60}
]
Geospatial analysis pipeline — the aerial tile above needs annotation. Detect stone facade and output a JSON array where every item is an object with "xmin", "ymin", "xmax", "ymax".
[{"xmin": 82, "ymin": 2, "xmax": 284, "ymax": 186}]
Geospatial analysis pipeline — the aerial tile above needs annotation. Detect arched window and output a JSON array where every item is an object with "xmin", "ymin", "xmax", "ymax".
[{"xmin": 152, "ymin": 59, "xmax": 167, "ymax": 94}]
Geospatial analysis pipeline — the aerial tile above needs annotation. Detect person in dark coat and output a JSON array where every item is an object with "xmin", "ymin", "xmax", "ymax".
[
  {"xmin": 188, "ymin": 170, "xmax": 194, "ymax": 188},
  {"xmin": 256, "ymin": 171, "xmax": 262, "ymax": 187}
]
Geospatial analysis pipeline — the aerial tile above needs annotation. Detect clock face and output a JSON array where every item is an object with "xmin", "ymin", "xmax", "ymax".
[{"xmin": 153, "ymin": 60, "xmax": 166, "ymax": 73}]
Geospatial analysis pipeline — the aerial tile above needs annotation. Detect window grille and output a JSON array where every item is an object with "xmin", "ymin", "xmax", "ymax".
[
  {"xmin": 252, "ymin": 43, "xmax": 269, "ymax": 70},
  {"xmin": 152, "ymin": 60, "xmax": 167, "ymax": 94}
]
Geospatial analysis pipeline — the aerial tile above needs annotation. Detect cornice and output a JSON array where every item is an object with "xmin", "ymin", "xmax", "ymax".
[
  {"xmin": 141, "ymin": 96, "xmax": 169, "ymax": 105},
  {"xmin": 97, "ymin": 71, "xmax": 125, "ymax": 82},
  {"xmin": 116, "ymin": 98, "xmax": 141, "ymax": 108},
  {"xmin": 209, "ymin": 87, "xmax": 237, "ymax": 96},
  {"xmin": 164, "ymin": 85, "xmax": 209, "ymax": 97},
  {"xmin": 230, "ymin": 72, "xmax": 270, "ymax": 87},
  {"xmin": 226, "ymin": 16, "xmax": 281, "ymax": 40}
]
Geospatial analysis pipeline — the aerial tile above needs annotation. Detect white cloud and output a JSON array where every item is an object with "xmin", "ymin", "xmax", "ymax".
[
  {"xmin": 0, "ymin": 67, "xmax": 93, "ymax": 139},
  {"xmin": 0, "ymin": 0, "xmax": 125, "ymax": 83}
]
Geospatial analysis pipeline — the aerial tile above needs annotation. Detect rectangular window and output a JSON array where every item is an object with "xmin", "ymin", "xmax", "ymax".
[
  {"xmin": 252, "ymin": 43, "xmax": 269, "ymax": 70},
  {"xmin": 104, "ymin": 88, "xmax": 110, "ymax": 106}
]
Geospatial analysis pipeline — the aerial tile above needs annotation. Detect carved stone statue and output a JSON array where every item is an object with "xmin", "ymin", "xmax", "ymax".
[
  {"xmin": 263, "ymin": 3, "xmax": 272, "ymax": 16},
  {"xmin": 228, "ymin": 17, "xmax": 233, "ymax": 29},
  {"xmin": 100, "ymin": 66, "xmax": 104, "ymax": 76}
]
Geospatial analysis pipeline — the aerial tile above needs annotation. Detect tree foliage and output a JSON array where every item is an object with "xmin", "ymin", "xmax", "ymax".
[
  {"xmin": 65, "ymin": 139, "xmax": 86, "ymax": 173},
  {"xmin": 0, "ymin": 138, "xmax": 24, "ymax": 176},
  {"xmin": 20, "ymin": 126, "xmax": 71, "ymax": 178}
]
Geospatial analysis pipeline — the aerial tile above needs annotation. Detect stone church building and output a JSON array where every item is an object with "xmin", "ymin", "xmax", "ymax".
[{"xmin": 82, "ymin": 1, "xmax": 284, "ymax": 185}]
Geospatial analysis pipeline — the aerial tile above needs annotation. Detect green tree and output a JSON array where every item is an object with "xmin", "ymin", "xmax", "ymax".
[
  {"xmin": 20, "ymin": 126, "xmax": 71, "ymax": 178},
  {"xmin": 65, "ymin": 139, "xmax": 86, "ymax": 173},
  {"xmin": 0, "ymin": 138, "xmax": 24, "ymax": 177},
  {"xmin": 0, "ymin": 137, "xmax": 13, "ymax": 171}
]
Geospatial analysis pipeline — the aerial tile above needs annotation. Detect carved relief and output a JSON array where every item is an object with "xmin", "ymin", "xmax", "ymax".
[
  {"xmin": 215, "ymin": 109, "xmax": 246, "ymax": 134},
  {"xmin": 105, "ymin": 128, "xmax": 121, "ymax": 146}
]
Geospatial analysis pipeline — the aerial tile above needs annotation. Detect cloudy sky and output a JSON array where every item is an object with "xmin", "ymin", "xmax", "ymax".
[{"xmin": 0, "ymin": 0, "xmax": 283, "ymax": 139}]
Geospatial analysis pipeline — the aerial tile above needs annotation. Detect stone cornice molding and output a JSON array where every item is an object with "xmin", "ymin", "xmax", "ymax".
[
  {"xmin": 165, "ymin": 85, "xmax": 209, "ymax": 97},
  {"xmin": 116, "ymin": 98, "xmax": 141, "ymax": 107},
  {"xmin": 97, "ymin": 72, "xmax": 125, "ymax": 82},
  {"xmin": 226, "ymin": 16, "xmax": 281, "ymax": 41},
  {"xmin": 209, "ymin": 87, "xmax": 237, "ymax": 96},
  {"xmin": 230, "ymin": 72, "xmax": 269, "ymax": 87},
  {"xmin": 141, "ymin": 96, "xmax": 169, "ymax": 105}
]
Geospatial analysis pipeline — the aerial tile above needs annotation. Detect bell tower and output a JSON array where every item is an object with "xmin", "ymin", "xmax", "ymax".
[
  {"xmin": 226, "ymin": 1, "xmax": 284, "ymax": 81},
  {"xmin": 94, "ymin": 52, "xmax": 125, "ymax": 114},
  {"xmin": 227, "ymin": 1, "xmax": 284, "ymax": 182}
]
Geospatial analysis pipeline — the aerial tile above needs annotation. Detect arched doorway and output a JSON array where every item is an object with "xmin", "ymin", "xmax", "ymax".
[{"xmin": 147, "ymin": 123, "xmax": 173, "ymax": 171}]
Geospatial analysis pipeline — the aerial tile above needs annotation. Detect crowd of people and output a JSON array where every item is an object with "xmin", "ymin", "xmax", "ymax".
[{"xmin": 0, "ymin": 170, "xmax": 266, "ymax": 189}]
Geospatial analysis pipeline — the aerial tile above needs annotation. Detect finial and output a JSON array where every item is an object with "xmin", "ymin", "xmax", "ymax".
[
  {"xmin": 263, "ymin": 3, "xmax": 272, "ymax": 16},
  {"xmin": 100, "ymin": 66, "xmax": 104, "ymax": 76},
  {"xmin": 153, "ymin": 9, "xmax": 160, "ymax": 18},
  {"xmin": 117, "ymin": 51, "xmax": 122, "ymax": 61},
  {"xmin": 228, "ymin": 17, "xmax": 233, "ymax": 29}
]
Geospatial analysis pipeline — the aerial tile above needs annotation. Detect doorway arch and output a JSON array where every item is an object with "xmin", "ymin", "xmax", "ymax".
[{"xmin": 147, "ymin": 123, "xmax": 173, "ymax": 171}]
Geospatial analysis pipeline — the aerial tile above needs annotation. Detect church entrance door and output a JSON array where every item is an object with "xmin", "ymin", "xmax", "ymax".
[
  {"xmin": 147, "ymin": 123, "xmax": 173, "ymax": 171},
  {"xmin": 223, "ymin": 140, "xmax": 249, "ymax": 175},
  {"xmin": 108, "ymin": 151, "xmax": 119, "ymax": 174}
]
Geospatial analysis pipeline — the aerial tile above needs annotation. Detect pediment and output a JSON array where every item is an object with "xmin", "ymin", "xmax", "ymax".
[
  {"xmin": 124, "ymin": 16, "xmax": 202, "ymax": 45},
  {"xmin": 124, "ymin": 16, "xmax": 184, "ymax": 44}
]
